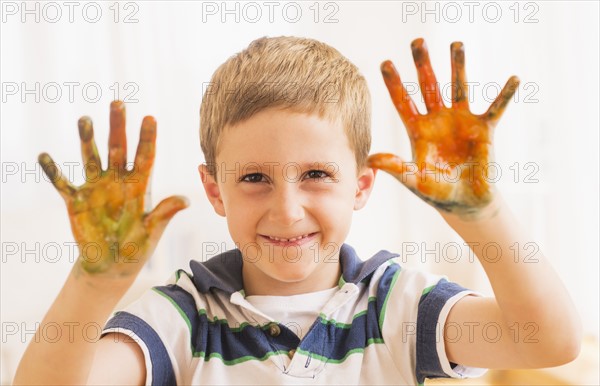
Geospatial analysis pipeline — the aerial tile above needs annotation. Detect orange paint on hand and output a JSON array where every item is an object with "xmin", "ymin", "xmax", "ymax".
[{"xmin": 368, "ymin": 39, "xmax": 519, "ymax": 215}]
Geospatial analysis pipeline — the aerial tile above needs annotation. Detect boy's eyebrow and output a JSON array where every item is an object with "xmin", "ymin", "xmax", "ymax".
[
  {"xmin": 240, "ymin": 161, "xmax": 334, "ymax": 169},
  {"xmin": 298, "ymin": 162, "xmax": 331, "ymax": 169}
]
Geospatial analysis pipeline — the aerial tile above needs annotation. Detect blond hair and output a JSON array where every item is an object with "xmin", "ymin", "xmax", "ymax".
[{"xmin": 200, "ymin": 36, "xmax": 371, "ymax": 173}]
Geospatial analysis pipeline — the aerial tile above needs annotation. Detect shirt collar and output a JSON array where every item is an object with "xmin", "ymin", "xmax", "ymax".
[{"xmin": 189, "ymin": 243, "xmax": 399, "ymax": 295}]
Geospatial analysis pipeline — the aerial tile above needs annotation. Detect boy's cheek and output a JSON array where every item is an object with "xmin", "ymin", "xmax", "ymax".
[{"xmin": 236, "ymin": 185, "xmax": 271, "ymax": 196}]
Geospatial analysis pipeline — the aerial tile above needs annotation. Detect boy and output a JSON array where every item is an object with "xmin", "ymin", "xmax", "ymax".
[{"xmin": 14, "ymin": 36, "xmax": 581, "ymax": 385}]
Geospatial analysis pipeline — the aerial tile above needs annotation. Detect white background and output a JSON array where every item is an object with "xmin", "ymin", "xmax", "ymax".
[{"xmin": 1, "ymin": 1, "xmax": 598, "ymax": 382}]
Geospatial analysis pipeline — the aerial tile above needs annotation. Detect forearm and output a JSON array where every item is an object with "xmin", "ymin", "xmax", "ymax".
[
  {"xmin": 13, "ymin": 265, "xmax": 133, "ymax": 385},
  {"xmin": 441, "ymin": 195, "xmax": 582, "ymax": 362}
]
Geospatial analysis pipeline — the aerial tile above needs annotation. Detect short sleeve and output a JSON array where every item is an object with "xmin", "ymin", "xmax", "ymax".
[
  {"xmin": 378, "ymin": 259, "xmax": 487, "ymax": 385},
  {"xmin": 415, "ymin": 279, "xmax": 488, "ymax": 384},
  {"xmin": 101, "ymin": 271, "xmax": 198, "ymax": 385},
  {"xmin": 103, "ymin": 310, "xmax": 177, "ymax": 384}
]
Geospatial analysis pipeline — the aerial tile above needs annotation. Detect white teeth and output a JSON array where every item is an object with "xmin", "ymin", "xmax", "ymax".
[{"xmin": 267, "ymin": 234, "xmax": 310, "ymax": 242}]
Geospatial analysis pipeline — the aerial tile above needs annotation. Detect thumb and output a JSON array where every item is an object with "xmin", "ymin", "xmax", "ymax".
[
  {"xmin": 366, "ymin": 153, "xmax": 417, "ymax": 191},
  {"xmin": 145, "ymin": 195, "xmax": 189, "ymax": 239}
]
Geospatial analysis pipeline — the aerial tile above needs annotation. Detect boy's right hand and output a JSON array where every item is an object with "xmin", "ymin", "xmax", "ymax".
[{"xmin": 39, "ymin": 100, "xmax": 188, "ymax": 280}]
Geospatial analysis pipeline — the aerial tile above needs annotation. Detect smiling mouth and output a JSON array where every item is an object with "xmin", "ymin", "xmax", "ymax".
[{"xmin": 261, "ymin": 232, "xmax": 318, "ymax": 243}]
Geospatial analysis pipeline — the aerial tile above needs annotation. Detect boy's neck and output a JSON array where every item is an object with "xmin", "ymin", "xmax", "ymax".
[{"xmin": 241, "ymin": 260, "xmax": 342, "ymax": 296}]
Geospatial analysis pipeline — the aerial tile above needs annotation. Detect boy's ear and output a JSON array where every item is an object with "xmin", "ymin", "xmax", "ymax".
[
  {"xmin": 198, "ymin": 164, "xmax": 226, "ymax": 217},
  {"xmin": 354, "ymin": 166, "xmax": 377, "ymax": 210}
]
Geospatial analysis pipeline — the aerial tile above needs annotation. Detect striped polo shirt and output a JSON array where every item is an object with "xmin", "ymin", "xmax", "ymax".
[{"xmin": 103, "ymin": 243, "xmax": 486, "ymax": 385}]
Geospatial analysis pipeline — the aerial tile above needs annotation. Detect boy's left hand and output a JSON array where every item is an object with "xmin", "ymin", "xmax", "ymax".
[{"xmin": 368, "ymin": 38, "xmax": 519, "ymax": 218}]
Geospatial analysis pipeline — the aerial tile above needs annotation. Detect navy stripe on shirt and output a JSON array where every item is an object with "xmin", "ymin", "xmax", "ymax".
[
  {"xmin": 415, "ymin": 279, "xmax": 469, "ymax": 384},
  {"xmin": 104, "ymin": 311, "xmax": 176, "ymax": 385}
]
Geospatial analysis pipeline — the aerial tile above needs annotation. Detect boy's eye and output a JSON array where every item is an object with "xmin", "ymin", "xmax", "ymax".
[
  {"xmin": 305, "ymin": 170, "xmax": 329, "ymax": 180},
  {"xmin": 240, "ymin": 173, "xmax": 266, "ymax": 183}
]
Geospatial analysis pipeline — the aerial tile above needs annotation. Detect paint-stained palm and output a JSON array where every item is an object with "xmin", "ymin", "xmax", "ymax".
[
  {"xmin": 39, "ymin": 101, "xmax": 188, "ymax": 277},
  {"xmin": 368, "ymin": 38, "xmax": 519, "ymax": 217}
]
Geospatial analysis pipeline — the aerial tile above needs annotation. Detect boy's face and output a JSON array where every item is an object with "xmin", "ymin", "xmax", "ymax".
[{"xmin": 199, "ymin": 108, "xmax": 376, "ymax": 296}]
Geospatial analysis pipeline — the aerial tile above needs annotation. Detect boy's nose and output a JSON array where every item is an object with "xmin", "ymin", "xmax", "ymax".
[{"xmin": 267, "ymin": 186, "xmax": 305, "ymax": 226}]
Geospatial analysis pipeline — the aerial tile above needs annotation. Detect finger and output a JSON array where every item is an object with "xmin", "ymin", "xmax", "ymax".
[
  {"xmin": 38, "ymin": 152, "xmax": 76, "ymax": 198},
  {"xmin": 451, "ymin": 42, "xmax": 469, "ymax": 110},
  {"xmin": 78, "ymin": 116, "xmax": 102, "ymax": 182},
  {"xmin": 132, "ymin": 116, "xmax": 156, "ymax": 183},
  {"xmin": 483, "ymin": 76, "xmax": 520, "ymax": 124},
  {"xmin": 381, "ymin": 60, "xmax": 420, "ymax": 126},
  {"xmin": 411, "ymin": 38, "xmax": 445, "ymax": 112},
  {"xmin": 366, "ymin": 153, "xmax": 417, "ymax": 191},
  {"xmin": 144, "ymin": 195, "xmax": 189, "ymax": 240},
  {"xmin": 108, "ymin": 100, "xmax": 127, "ymax": 171}
]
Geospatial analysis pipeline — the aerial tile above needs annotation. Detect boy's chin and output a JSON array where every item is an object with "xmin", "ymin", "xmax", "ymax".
[
  {"xmin": 266, "ymin": 259, "xmax": 318, "ymax": 282},
  {"xmin": 265, "ymin": 257, "xmax": 339, "ymax": 286},
  {"xmin": 241, "ymin": 240, "xmax": 341, "ymax": 286}
]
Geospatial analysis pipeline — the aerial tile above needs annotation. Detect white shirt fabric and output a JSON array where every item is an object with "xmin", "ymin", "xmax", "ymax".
[{"xmin": 245, "ymin": 286, "xmax": 340, "ymax": 340}]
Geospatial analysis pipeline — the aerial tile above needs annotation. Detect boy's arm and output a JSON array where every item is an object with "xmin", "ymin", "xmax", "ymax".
[
  {"xmin": 14, "ymin": 270, "xmax": 145, "ymax": 384},
  {"xmin": 368, "ymin": 38, "xmax": 581, "ymax": 369},
  {"xmin": 87, "ymin": 333, "xmax": 146, "ymax": 384},
  {"xmin": 13, "ymin": 101, "xmax": 187, "ymax": 384},
  {"xmin": 439, "ymin": 195, "xmax": 581, "ymax": 368}
]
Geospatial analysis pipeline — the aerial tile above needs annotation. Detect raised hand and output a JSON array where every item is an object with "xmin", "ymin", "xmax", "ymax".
[
  {"xmin": 368, "ymin": 38, "xmax": 519, "ymax": 217},
  {"xmin": 39, "ymin": 101, "xmax": 188, "ymax": 278}
]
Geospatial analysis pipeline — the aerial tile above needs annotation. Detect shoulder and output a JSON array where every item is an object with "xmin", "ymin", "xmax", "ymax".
[
  {"xmin": 369, "ymin": 256, "xmax": 448, "ymax": 300},
  {"xmin": 370, "ymin": 255, "xmax": 478, "ymax": 340},
  {"xmin": 87, "ymin": 332, "xmax": 146, "ymax": 385}
]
